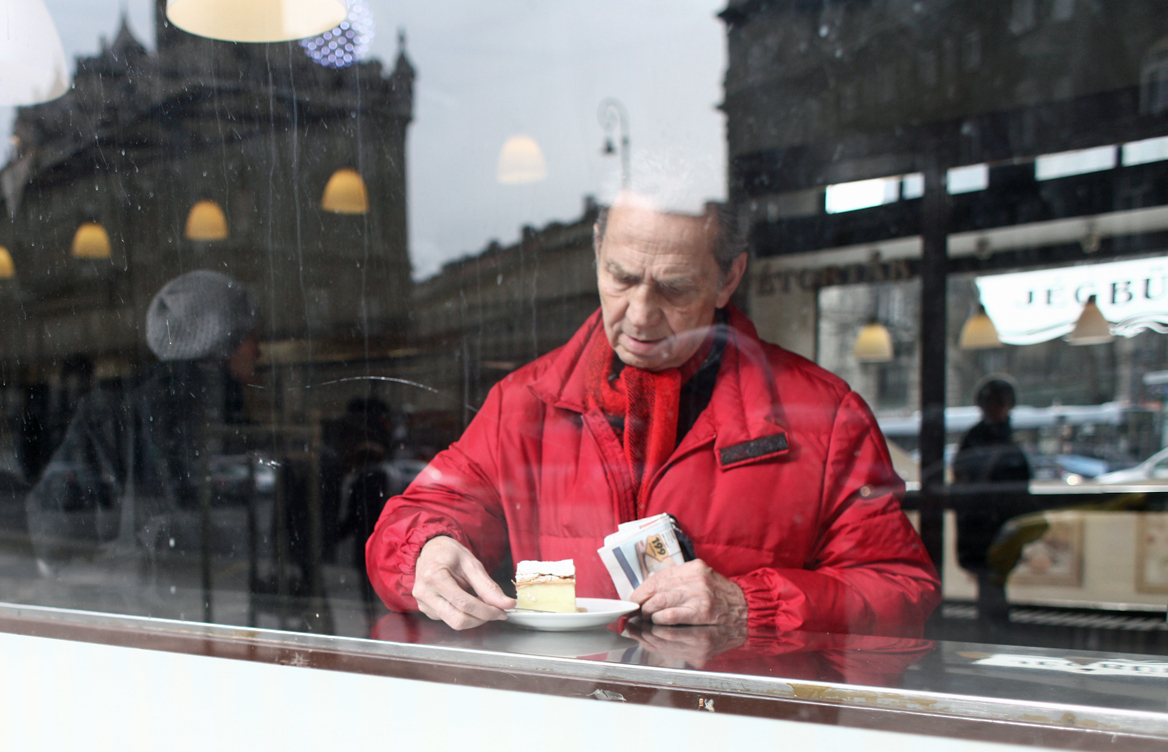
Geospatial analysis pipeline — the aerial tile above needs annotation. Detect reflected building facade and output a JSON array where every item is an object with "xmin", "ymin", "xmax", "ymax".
[
  {"xmin": 0, "ymin": 5, "xmax": 414, "ymax": 478},
  {"xmin": 723, "ymin": 0, "xmax": 1168, "ymax": 462}
]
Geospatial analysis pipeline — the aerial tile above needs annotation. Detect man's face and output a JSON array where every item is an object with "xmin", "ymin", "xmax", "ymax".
[
  {"xmin": 595, "ymin": 199, "xmax": 745, "ymax": 372},
  {"xmin": 228, "ymin": 332, "xmax": 261, "ymax": 384}
]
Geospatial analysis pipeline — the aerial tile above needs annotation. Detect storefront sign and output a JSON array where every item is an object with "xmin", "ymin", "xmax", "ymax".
[
  {"xmin": 974, "ymin": 654, "xmax": 1168, "ymax": 677},
  {"xmin": 977, "ymin": 256, "xmax": 1168, "ymax": 345},
  {"xmin": 756, "ymin": 256, "xmax": 916, "ymax": 295}
]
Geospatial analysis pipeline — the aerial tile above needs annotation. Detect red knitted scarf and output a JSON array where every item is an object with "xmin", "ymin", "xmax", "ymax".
[{"xmin": 584, "ymin": 322, "xmax": 714, "ymax": 521}]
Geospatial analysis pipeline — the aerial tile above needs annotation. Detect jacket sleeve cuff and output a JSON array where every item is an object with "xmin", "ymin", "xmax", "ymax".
[
  {"xmin": 730, "ymin": 569, "xmax": 817, "ymax": 632},
  {"xmin": 731, "ymin": 570, "xmax": 781, "ymax": 631},
  {"xmin": 401, "ymin": 522, "xmax": 471, "ymax": 577}
]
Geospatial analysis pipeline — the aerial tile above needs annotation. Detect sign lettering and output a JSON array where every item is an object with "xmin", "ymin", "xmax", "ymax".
[{"xmin": 977, "ymin": 256, "xmax": 1168, "ymax": 345}]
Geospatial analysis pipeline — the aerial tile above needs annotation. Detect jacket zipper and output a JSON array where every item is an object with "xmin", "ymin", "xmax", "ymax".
[
  {"xmin": 581, "ymin": 410, "xmax": 639, "ymax": 524},
  {"xmin": 640, "ymin": 430, "xmax": 717, "ymax": 514}
]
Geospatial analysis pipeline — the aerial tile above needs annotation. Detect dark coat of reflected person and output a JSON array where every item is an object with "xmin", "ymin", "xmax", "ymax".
[
  {"xmin": 951, "ymin": 378, "xmax": 1035, "ymax": 627},
  {"xmin": 332, "ymin": 396, "xmax": 416, "ymax": 609},
  {"xmin": 25, "ymin": 270, "xmax": 261, "ymax": 575},
  {"xmin": 367, "ymin": 183, "xmax": 941, "ymax": 636}
]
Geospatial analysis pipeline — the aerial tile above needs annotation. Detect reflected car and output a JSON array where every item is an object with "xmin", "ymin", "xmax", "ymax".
[
  {"xmin": 1028, "ymin": 454, "xmax": 1110, "ymax": 483},
  {"xmin": 1090, "ymin": 447, "xmax": 1168, "ymax": 486},
  {"xmin": 208, "ymin": 455, "xmax": 279, "ymax": 501},
  {"xmin": 1026, "ymin": 454, "xmax": 1119, "ymax": 493}
]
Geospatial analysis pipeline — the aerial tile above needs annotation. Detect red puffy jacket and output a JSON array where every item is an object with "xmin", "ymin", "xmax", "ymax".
[{"xmin": 367, "ymin": 307, "xmax": 940, "ymax": 636}]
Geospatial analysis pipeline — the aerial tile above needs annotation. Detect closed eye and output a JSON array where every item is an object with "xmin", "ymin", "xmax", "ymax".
[{"xmin": 658, "ymin": 281, "xmax": 696, "ymax": 297}]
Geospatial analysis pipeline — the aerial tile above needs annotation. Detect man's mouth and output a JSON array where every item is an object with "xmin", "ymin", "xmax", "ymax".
[{"xmin": 621, "ymin": 333, "xmax": 669, "ymax": 356}]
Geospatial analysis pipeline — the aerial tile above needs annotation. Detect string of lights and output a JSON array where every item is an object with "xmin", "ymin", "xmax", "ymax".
[{"xmin": 300, "ymin": 1, "xmax": 374, "ymax": 69}]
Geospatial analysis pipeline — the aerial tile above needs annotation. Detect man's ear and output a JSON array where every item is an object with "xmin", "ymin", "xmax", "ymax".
[
  {"xmin": 716, "ymin": 252, "xmax": 748, "ymax": 308},
  {"xmin": 593, "ymin": 222, "xmax": 602, "ymax": 260}
]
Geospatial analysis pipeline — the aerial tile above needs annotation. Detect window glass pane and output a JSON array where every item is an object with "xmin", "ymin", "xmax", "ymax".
[
  {"xmin": 2, "ymin": 2, "xmax": 1168, "ymax": 743},
  {"xmin": 1034, "ymin": 145, "xmax": 1119, "ymax": 181}
]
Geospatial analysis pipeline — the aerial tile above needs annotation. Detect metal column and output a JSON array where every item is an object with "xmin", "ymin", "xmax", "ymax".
[{"xmin": 918, "ymin": 158, "xmax": 949, "ymax": 570}]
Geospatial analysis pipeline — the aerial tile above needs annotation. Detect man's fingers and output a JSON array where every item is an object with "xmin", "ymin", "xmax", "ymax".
[
  {"xmin": 431, "ymin": 569, "xmax": 508, "ymax": 622},
  {"xmin": 640, "ymin": 588, "xmax": 689, "ymax": 616},
  {"xmin": 649, "ymin": 606, "xmax": 703, "ymax": 626},
  {"xmin": 425, "ymin": 590, "xmax": 488, "ymax": 630},
  {"xmin": 417, "ymin": 590, "xmax": 485, "ymax": 630},
  {"xmin": 631, "ymin": 560, "xmax": 708, "ymax": 603},
  {"xmin": 417, "ymin": 575, "xmax": 493, "ymax": 630},
  {"xmin": 460, "ymin": 558, "xmax": 517, "ymax": 610},
  {"xmin": 416, "ymin": 598, "xmax": 441, "ymax": 622},
  {"xmin": 629, "ymin": 576, "xmax": 666, "ymax": 604},
  {"xmin": 413, "ymin": 536, "xmax": 513, "ymax": 628}
]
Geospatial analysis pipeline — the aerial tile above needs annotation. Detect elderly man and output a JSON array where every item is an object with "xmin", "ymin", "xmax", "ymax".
[{"xmin": 367, "ymin": 192, "xmax": 940, "ymax": 634}]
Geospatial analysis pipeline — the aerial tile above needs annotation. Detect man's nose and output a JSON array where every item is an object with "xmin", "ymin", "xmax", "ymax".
[{"xmin": 625, "ymin": 284, "xmax": 662, "ymax": 331}]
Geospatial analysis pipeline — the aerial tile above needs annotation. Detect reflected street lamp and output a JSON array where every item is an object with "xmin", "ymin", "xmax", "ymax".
[
  {"xmin": 185, "ymin": 200, "xmax": 229, "ymax": 241},
  {"xmin": 322, "ymin": 168, "xmax": 370, "ymax": 214},
  {"xmin": 853, "ymin": 318, "xmax": 894, "ymax": 363},
  {"xmin": 0, "ymin": 247, "xmax": 14, "ymax": 279},
  {"xmin": 497, "ymin": 135, "xmax": 547, "ymax": 185},
  {"xmin": 71, "ymin": 222, "xmax": 111, "ymax": 260},
  {"xmin": 959, "ymin": 304, "xmax": 1001, "ymax": 350},
  {"xmin": 1067, "ymin": 294, "xmax": 1115, "ymax": 345},
  {"xmin": 598, "ymin": 98, "xmax": 630, "ymax": 189}
]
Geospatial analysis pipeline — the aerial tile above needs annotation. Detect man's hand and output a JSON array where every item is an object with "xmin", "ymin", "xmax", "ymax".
[
  {"xmin": 628, "ymin": 559, "xmax": 748, "ymax": 626},
  {"xmin": 412, "ymin": 536, "xmax": 515, "ymax": 630}
]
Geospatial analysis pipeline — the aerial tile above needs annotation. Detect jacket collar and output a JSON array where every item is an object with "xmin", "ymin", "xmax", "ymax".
[{"xmin": 529, "ymin": 305, "xmax": 791, "ymax": 467}]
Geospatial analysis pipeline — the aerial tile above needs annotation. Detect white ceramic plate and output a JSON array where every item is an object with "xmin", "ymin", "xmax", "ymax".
[{"xmin": 505, "ymin": 598, "xmax": 639, "ymax": 632}]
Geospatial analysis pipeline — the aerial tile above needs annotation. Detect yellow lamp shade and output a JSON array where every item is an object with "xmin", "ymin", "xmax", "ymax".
[
  {"xmin": 0, "ymin": 247, "xmax": 14, "ymax": 279},
  {"xmin": 959, "ymin": 305, "xmax": 1001, "ymax": 350},
  {"xmin": 853, "ymin": 320, "xmax": 894, "ymax": 362},
  {"xmin": 497, "ymin": 135, "xmax": 547, "ymax": 185},
  {"xmin": 185, "ymin": 200, "xmax": 229, "ymax": 240},
  {"xmin": 1067, "ymin": 295, "xmax": 1114, "ymax": 345},
  {"xmin": 72, "ymin": 222, "xmax": 111, "ymax": 259},
  {"xmin": 166, "ymin": 0, "xmax": 347, "ymax": 43},
  {"xmin": 321, "ymin": 168, "xmax": 369, "ymax": 214}
]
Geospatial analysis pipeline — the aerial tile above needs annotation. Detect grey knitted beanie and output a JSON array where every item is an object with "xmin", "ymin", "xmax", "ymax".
[{"xmin": 146, "ymin": 270, "xmax": 261, "ymax": 361}]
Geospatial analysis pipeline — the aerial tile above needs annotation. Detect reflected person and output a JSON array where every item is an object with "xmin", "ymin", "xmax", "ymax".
[
  {"xmin": 26, "ymin": 270, "xmax": 261, "ymax": 574},
  {"xmin": 952, "ymin": 378, "xmax": 1033, "ymax": 625},
  {"xmin": 367, "ymin": 186, "xmax": 940, "ymax": 634}
]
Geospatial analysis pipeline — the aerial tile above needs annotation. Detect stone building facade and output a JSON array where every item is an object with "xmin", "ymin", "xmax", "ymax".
[
  {"xmin": 0, "ymin": 4, "xmax": 414, "ymax": 478},
  {"xmin": 386, "ymin": 200, "xmax": 600, "ymax": 443}
]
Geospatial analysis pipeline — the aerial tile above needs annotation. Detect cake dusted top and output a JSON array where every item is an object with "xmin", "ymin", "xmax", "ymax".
[{"xmin": 515, "ymin": 559, "xmax": 575, "ymax": 583}]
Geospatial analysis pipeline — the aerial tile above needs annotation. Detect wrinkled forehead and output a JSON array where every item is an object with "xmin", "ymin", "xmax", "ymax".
[{"xmin": 602, "ymin": 194, "xmax": 719, "ymax": 259}]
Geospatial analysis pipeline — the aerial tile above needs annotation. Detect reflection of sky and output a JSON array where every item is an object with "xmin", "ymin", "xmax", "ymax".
[{"xmin": 17, "ymin": 1, "xmax": 726, "ymax": 280}]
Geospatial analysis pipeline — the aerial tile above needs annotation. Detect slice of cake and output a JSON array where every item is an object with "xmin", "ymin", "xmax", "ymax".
[{"xmin": 515, "ymin": 559, "xmax": 576, "ymax": 613}]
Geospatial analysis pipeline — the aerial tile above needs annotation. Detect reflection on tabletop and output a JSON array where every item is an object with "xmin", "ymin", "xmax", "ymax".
[{"xmin": 370, "ymin": 612, "xmax": 934, "ymax": 687}]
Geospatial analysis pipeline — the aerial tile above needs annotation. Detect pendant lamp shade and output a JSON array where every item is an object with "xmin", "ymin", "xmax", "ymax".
[
  {"xmin": 166, "ymin": 0, "xmax": 347, "ymax": 43},
  {"xmin": 321, "ymin": 168, "xmax": 369, "ymax": 214},
  {"xmin": 185, "ymin": 200, "xmax": 229, "ymax": 240},
  {"xmin": 71, "ymin": 222, "xmax": 111, "ymax": 259},
  {"xmin": 0, "ymin": 247, "xmax": 14, "ymax": 279},
  {"xmin": 853, "ymin": 320, "xmax": 894, "ymax": 362},
  {"xmin": 1067, "ymin": 294, "xmax": 1114, "ymax": 345},
  {"xmin": 0, "ymin": 0, "xmax": 69, "ymax": 105},
  {"xmin": 959, "ymin": 305, "xmax": 1001, "ymax": 350},
  {"xmin": 497, "ymin": 135, "xmax": 547, "ymax": 185}
]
